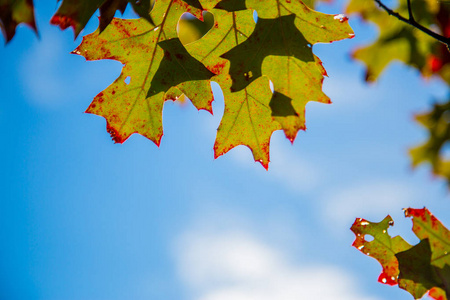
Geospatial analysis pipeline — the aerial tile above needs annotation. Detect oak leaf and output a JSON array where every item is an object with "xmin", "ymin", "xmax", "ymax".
[
  {"xmin": 351, "ymin": 208, "xmax": 450, "ymax": 299},
  {"xmin": 214, "ymin": 76, "xmax": 281, "ymax": 169},
  {"xmin": 74, "ymin": 0, "xmax": 212, "ymax": 145},
  {"xmin": 186, "ymin": 0, "xmax": 353, "ymax": 165}
]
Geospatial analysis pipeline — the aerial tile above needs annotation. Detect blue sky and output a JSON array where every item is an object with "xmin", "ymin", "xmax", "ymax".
[{"xmin": 1, "ymin": 1, "xmax": 449, "ymax": 299}]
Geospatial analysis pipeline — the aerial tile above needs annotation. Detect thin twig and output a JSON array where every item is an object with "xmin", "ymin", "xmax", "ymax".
[
  {"xmin": 374, "ymin": 0, "xmax": 450, "ymax": 48},
  {"xmin": 406, "ymin": 0, "xmax": 414, "ymax": 22}
]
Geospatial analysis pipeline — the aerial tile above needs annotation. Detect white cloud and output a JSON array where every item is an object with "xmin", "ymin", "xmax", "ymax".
[
  {"xmin": 320, "ymin": 74, "xmax": 372, "ymax": 111},
  {"xmin": 174, "ymin": 228, "xmax": 381, "ymax": 300},
  {"xmin": 267, "ymin": 138, "xmax": 321, "ymax": 191},
  {"xmin": 225, "ymin": 136, "xmax": 322, "ymax": 193},
  {"xmin": 20, "ymin": 32, "xmax": 69, "ymax": 107},
  {"xmin": 319, "ymin": 181, "xmax": 422, "ymax": 234}
]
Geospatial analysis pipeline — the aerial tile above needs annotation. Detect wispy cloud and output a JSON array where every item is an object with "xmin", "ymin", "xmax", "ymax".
[
  {"xmin": 174, "ymin": 227, "xmax": 382, "ymax": 300},
  {"xmin": 318, "ymin": 180, "xmax": 422, "ymax": 235},
  {"xmin": 20, "ymin": 32, "xmax": 69, "ymax": 107},
  {"xmin": 225, "ymin": 137, "xmax": 322, "ymax": 193}
]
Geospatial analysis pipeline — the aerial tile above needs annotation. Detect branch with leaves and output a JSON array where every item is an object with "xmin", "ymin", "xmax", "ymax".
[
  {"xmin": 2, "ymin": 2, "xmax": 450, "ymax": 300},
  {"xmin": 373, "ymin": 0, "xmax": 450, "ymax": 49},
  {"xmin": 1, "ymin": 0, "xmax": 357, "ymax": 169}
]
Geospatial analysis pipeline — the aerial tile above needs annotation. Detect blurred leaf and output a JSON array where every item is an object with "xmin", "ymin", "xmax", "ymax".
[
  {"xmin": 410, "ymin": 100, "xmax": 450, "ymax": 185},
  {"xmin": 422, "ymin": 3, "xmax": 450, "ymax": 84},
  {"xmin": 50, "ymin": 0, "xmax": 154, "ymax": 37},
  {"xmin": 0, "ymin": 0, "xmax": 37, "ymax": 43},
  {"xmin": 346, "ymin": 0, "xmax": 439, "ymax": 82},
  {"xmin": 178, "ymin": 11, "xmax": 214, "ymax": 45}
]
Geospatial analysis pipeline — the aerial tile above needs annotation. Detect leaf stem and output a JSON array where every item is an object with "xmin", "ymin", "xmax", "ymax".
[{"xmin": 374, "ymin": 0, "xmax": 450, "ymax": 48}]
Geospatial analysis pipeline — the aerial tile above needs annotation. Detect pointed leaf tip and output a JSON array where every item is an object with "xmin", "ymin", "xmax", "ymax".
[
  {"xmin": 50, "ymin": 14, "xmax": 76, "ymax": 31},
  {"xmin": 106, "ymin": 124, "xmax": 127, "ymax": 144}
]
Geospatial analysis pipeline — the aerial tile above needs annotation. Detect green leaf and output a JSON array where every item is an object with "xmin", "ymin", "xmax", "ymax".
[
  {"xmin": 220, "ymin": 15, "xmax": 315, "ymax": 92},
  {"xmin": 404, "ymin": 208, "xmax": 450, "ymax": 269},
  {"xmin": 215, "ymin": 0, "xmax": 353, "ymax": 141},
  {"xmin": 74, "ymin": 0, "xmax": 212, "ymax": 144},
  {"xmin": 184, "ymin": 7, "xmax": 255, "ymax": 75},
  {"xmin": 178, "ymin": 11, "xmax": 214, "ymax": 45},
  {"xmin": 262, "ymin": 50, "xmax": 331, "ymax": 141},
  {"xmin": 217, "ymin": 0, "xmax": 355, "ymax": 44},
  {"xmin": 50, "ymin": 0, "xmax": 154, "ymax": 37},
  {"xmin": 351, "ymin": 208, "xmax": 450, "ymax": 300},
  {"xmin": 0, "ymin": 0, "xmax": 38, "ymax": 43},
  {"xmin": 214, "ymin": 76, "xmax": 281, "ymax": 169},
  {"xmin": 147, "ymin": 38, "xmax": 215, "ymax": 105},
  {"xmin": 350, "ymin": 215, "xmax": 412, "ymax": 286},
  {"xmin": 184, "ymin": 7, "xmax": 281, "ymax": 166},
  {"xmin": 410, "ymin": 100, "xmax": 450, "ymax": 186},
  {"xmin": 345, "ymin": 0, "xmax": 439, "ymax": 82},
  {"xmin": 192, "ymin": 0, "xmax": 351, "ymax": 164}
]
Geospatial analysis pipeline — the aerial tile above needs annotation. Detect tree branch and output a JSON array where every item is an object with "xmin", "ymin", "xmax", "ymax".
[
  {"xmin": 406, "ymin": 0, "xmax": 414, "ymax": 22},
  {"xmin": 374, "ymin": 0, "xmax": 450, "ymax": 48}
]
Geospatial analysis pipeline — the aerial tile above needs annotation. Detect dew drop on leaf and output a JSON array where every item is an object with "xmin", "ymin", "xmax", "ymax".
[{"xmin": 333, "ymin": 14, "xmax": 348, "ymax": 22}]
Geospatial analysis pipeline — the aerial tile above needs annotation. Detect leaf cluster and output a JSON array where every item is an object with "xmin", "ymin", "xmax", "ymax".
[
  {"xmin": 345, "ymin": 0, "xmax": 450, "ymax": 83},
  {"xmin": 67, "ymin": 0, "xmax": 353, "ymax": 169}
]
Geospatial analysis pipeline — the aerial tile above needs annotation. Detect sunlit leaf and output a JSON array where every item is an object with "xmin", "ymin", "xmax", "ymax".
[
  {"xmin": 74, "ymin": 0, "xmax": 353, "ymax": 168},
  {"xmin": 352, "ymin": 208, "xmax": 450, "ymax": 299},
  {"xmin": 74, "ymin": 0, "xmax": 212, "ymax": 144},
  {"xmin": 350, "ymin": 216, "xmax": 412, "ymax": 286},
  {"xmin": 214, "ymin": 76, "xmax": 281, "ymax": 169}
]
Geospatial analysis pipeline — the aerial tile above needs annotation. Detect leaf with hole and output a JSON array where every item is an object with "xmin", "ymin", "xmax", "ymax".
[{"xmin": 351, "ymin": 208, "xmax": 450, "ymax": 299}]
